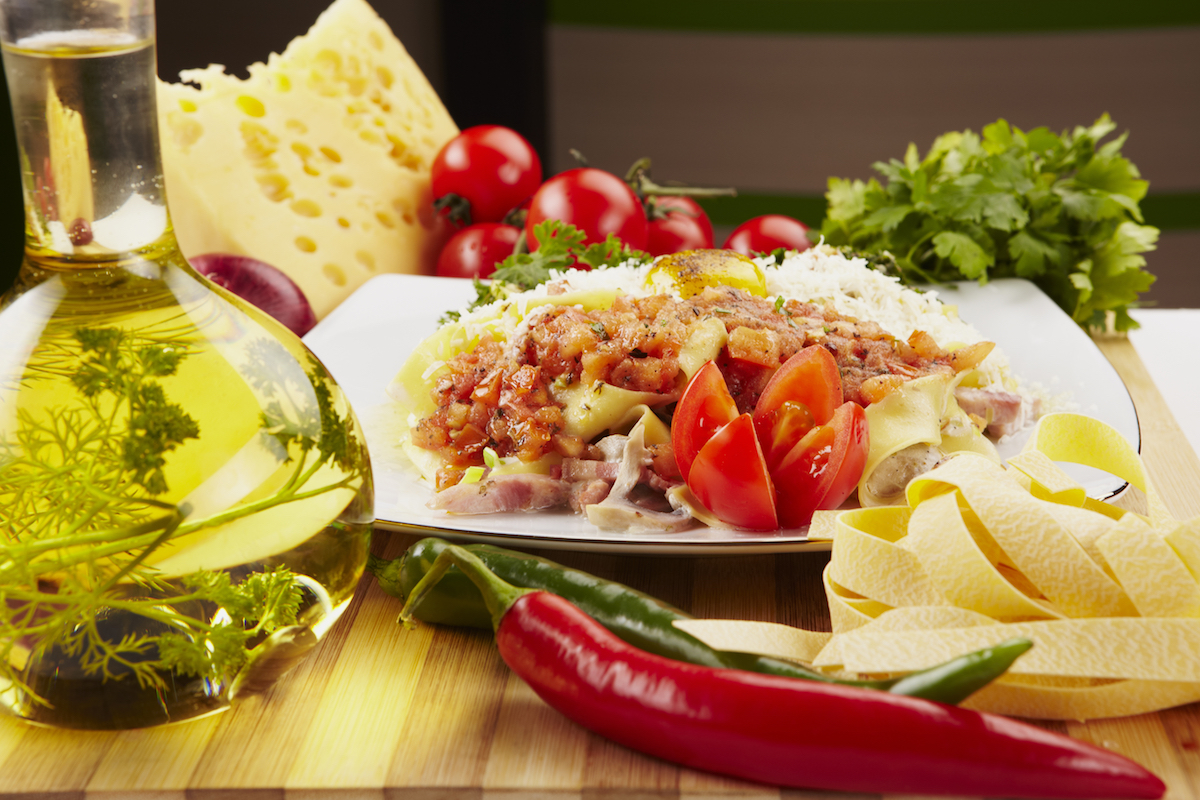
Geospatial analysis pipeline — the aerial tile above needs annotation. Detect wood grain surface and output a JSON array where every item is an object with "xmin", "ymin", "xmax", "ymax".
[{"xmin": 1, "ymin": 336, "xmax": 1198, "ymax": 800}]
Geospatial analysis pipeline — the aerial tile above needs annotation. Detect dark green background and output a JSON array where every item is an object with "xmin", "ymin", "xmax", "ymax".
[{"xmin": 549, "ymin": 0, "xmax": 1200, "ymax": 34}]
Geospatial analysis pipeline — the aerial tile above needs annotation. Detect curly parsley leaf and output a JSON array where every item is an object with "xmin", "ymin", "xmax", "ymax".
[
  {"xmin": 491, "ymin": 220, "xmax": 587, "ymax": 290},
  {"xmin": 453, "ymin": 220, "xmax": 648, "ymax": 317},
  {"xmin": 577, "ymin": 233, "xmax": 648, "ymax": 269},
  {"xmin": 821, "ymin": 114, "xmax": 1157, "ymax": 331},
  {"xmin": 158, "ymin": 566, "xmax": 304, "ymax": 683}
]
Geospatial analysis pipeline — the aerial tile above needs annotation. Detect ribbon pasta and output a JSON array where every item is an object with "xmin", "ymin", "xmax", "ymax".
[{"xmin": 678, "ymin": 412, "xmax": 1200, "ymax": 720}]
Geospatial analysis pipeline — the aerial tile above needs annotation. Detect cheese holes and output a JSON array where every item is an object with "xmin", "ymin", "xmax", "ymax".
[
  {"xmin": 394, "ymin": 199, "xmax": 415, "ymax": 226},
  {"xmin": 167, "ymin": 113, "xmax": 203, "ymax": 148},
  {"xmin": 323, "ymin": 263, "xmax": 347, "ymax": 286},
  {"xmin": 375, "ymin": 211, "xmax": 397, "ymax": 229},
  {"xmin": 236, "ymin": 96, "xmax": 266, "ymax": 118},
  {"xmin": 387, "ymin": 135, "xmax": 407, "ymax": 160},
  {"xmin": 291, "ymin": 199, "xmax": 321, "ymax": 218},
  {"xmin": 289, "ymin": 143, "xmax": 320, "ymax": 176},
  {"xmin": 337, "ymin": 217, "xmax": 351, "ymax": 229},
  {"xmin": 330, "ymin": 175, "xmax": 353, "ymax": 188},
  {"xmin": 256, "ymin": 173, "xmax": 291, "ymax": 202},
  {"xmin": 240, "ymin": 122, "xmax": 277, "ymax": 160},
  {"xmin": 314, "ymin": 50, "xmax": 341, "ymax": 75},
  {"xmin": 295, "ymin": 236, "xmax": 317, "ymax": 253},
  {"xmin": 369, "ymin": 30, "xmax": 384, "ymax": 51},
  {"xmin": 320, "ymin": 147, "xmax": 342, "ymax": 163},
  {"xmin": 376, "ymin": 67, "xmax": 394, "ymax": 89},
  {"xmin": 356, "ymin": 251, "xmax": 375, "ymax": 271}
]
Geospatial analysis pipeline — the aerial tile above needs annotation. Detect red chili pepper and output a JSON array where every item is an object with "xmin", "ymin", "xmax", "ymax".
[{"xmin": 401, "ymin": 546, "xmax": 1165, "ymax": 799}]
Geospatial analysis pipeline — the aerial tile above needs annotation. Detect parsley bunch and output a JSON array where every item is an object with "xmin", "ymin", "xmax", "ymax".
[
  {"xmin": 446, "ymin": 220, "xmax": 649, "ymax": 321},
  {"xmin": 821, "ymin": 115, "xmax": 1158, "ymax": 331}
]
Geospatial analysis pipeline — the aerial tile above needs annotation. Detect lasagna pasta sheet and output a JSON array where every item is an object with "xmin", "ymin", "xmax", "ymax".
[
  {"xmin": 857, "ymin": 374, "xmax": 999, "ymax": 506},
  {"xmin": 677, "ymin": 413, "xmax": 1200, "ymax": 720}
]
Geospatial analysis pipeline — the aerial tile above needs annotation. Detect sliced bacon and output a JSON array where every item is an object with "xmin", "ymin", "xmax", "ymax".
[
  {"xmin": 584, "ymin": 424, "xmax": 694, "ymax": 533},
  {"xmin": 560, "ymin": 458, "xmax": 622, "ymax": 483},
  {"xmin": 568, "ymin": 479, "xmax": 611, "ymax": 513},
  {"xmin": 428, "ymin": 474, "xmax": 569, "ymax": 514},
  {"xmin": 954, "ymin": 387, "xmax": 1040, "ymax": 438}
]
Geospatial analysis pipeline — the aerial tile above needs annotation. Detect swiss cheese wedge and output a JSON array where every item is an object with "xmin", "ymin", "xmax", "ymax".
[{"xmin": 157, "ymin": 0, "xmax": 458, "ymax": 318}]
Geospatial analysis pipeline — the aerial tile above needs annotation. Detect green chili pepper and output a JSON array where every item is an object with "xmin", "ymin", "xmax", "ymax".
[{"xmin": 370, "ymin": 537, "xmax": 1029, "ymax": 705}]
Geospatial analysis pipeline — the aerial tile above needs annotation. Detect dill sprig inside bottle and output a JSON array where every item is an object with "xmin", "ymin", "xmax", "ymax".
[{"xmin": 0, "ymin": 321, "xmax": 369, "ymax": 716}]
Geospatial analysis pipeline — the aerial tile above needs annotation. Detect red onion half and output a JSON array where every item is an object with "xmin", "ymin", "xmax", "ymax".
[{"xmin": 189, "ymin": 254, "xmax": 318, "ymax": 337}]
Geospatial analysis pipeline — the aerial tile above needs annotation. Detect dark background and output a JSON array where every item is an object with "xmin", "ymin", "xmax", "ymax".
[
  {"xmin": 0, "ymin": 0, "xmax": 544, "ymax": 295},
  {"xmin": 1, "ymin": 0, "xmax": 1196, "ymax": 305}
]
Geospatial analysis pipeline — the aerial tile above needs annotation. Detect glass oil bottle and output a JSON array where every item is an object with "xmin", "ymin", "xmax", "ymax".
[{"xmin": 0, "ymin": 0, "xmax": 374, "ymax": 729}]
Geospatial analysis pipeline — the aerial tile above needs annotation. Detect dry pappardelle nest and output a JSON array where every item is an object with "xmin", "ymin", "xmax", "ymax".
[{"xmin": 679, "ymin": 413, "xmax": 1200, "ymax": 720}]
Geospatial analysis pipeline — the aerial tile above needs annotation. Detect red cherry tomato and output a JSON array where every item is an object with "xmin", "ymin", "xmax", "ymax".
[
  {"xmin": 646, "ymin": 196, "xmax": 714, "ymax": 256},
  {"xmin": 723, "ymin": 214, "xmax": 812, "ymax": 256},
  {"xmin": 670, "ymin": 361, "xmax": 739, "ymax": 482},
  {"xmin": 432, "ymin": 125, "xmax": 542, "ymax": 225},
  {"xmin": 687, "ymin": 414, "xmax": 778, "ymax": 531},
  {"xmin": 752, "ymin": 346, "xmax": 842, "ymax": 467},
  {"xmin": 436, "ymin": 223, "xmax": 520, "ymax": 279},
  {"xmin": 772, "ymin": 402, "xmax": 869, "ymax": 528},
  {"xmin": 526, "ymin": 168, "xmax": 648, "ymax": 251}
]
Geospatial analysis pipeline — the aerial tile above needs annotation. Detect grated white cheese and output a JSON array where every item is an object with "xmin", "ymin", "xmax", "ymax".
[
  {"xmin": 420, "ymin": 360, "xmax": 446, "ymax": 381},
  {"xmin": 754, "ymin": 246, "xmax": 1014, "ymax": 391},
  {"xmin": 759, "ymin": 247, "xmax": 969, "ymax": 344}
]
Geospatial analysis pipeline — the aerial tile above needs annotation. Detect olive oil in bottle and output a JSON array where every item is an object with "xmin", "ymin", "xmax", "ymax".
[{"xmin": 0, "ymin": 1, "xmax": 374, "ymax": 729}]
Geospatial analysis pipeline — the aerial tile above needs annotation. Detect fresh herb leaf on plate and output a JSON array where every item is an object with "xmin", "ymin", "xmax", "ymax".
[{"xmin": 442, "ymin": 220, "xmax": 649, "ymax": 322}]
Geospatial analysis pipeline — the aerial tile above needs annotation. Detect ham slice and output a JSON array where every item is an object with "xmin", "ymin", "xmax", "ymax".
[
  {"xmin": 585, "ymin": 423, "xmax": 694, "ymax": 533},
  {"xmin": 954, "ymin": 387, "xmax": 1040, "ymax": 438},
  {"xmin": 428, "ymin": 474, "xmax": 569, "ymax": 514}
]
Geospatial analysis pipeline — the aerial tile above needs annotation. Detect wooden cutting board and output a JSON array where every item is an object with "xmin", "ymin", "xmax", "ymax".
[{"xmin": 1, "ymin": 336, "xmax": 1199, "ymax": 800}]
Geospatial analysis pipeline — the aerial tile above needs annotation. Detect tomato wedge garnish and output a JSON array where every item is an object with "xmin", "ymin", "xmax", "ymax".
[
  {"xmin": 752, "ymin": 345, "xmax": 841, "ymax": 458},
  {"xmin": 673, "ymin": 347, "xmax": 869, "ymax": 530},
  {"xmin": 687, "ymin": 414, "xmax": 778, "ymax": 531},
  {"xmin": 772, "ymin": 401, "xmax": 869, "ymax": 528},
  {"xmin": 760, "ymin": 400, "xmax": 816, "ymax": 469},
  {"xmin": 671, "ymin": 361, "xmax": 739, "ymax": 481}
]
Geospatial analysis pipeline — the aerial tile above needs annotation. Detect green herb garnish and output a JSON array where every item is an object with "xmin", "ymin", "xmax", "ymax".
[
  {"xmin": 457, "ymin": 220, "xmax": 648, "ymax": 316},
  {"xmin": 0, "ymin": 324, "xmax": 367, "ymax": 703},
  {"xmin": 820, "ymin": 114, "xmax": 1157, "ymax": 331}
]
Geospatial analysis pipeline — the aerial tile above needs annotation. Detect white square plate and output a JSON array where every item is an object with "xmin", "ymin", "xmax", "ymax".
[{"xmin": 303, "ymin": 275, "xmax": 1139, "ymax": 554}]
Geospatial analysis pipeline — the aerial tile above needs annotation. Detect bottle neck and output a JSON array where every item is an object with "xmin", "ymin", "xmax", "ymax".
[{"xmin": 1, "ymin": 0, "xmax": 172, "ymax": 268}]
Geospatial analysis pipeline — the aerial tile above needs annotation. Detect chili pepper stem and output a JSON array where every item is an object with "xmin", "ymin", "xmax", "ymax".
[
  {"xmin": 366, "ymin": 552, "xmax": 403, "ymax": 598},
  {"xmin": 398, "ymin": 545, "xmax": 531, "ymax": 631}
]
